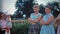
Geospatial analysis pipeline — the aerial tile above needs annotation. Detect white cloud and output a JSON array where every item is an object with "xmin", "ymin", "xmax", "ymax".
[{"xmin": 2, "ymin": 0, "xmax": 17, "ymax": 15}]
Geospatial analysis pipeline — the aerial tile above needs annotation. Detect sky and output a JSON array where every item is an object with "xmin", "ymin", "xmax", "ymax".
[
  {"xmin": 2, "ymin": 0, "xmax": 17, "ymax": 15},
  {"xmin": 36, "ymin": 0, "xmax": 60, "ymax": 5},
  {"xmin": 2, "ymin": 0, "xmax": 60, "ymax": 15}
]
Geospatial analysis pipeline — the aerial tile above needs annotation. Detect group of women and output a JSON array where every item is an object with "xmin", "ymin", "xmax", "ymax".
[
  {"xmin": 28, "ymin": 4, "xmax": 60, "ymax": 34},
  {"xmin": 0, "ymin": 13, "xmax": 12, "ymax": 34},
  {"xmin": 0, "ymin": 4, "xmax": 60, "ymax": 34}
]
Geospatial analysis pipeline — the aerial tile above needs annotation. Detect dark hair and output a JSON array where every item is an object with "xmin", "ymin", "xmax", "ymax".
[
  {"xmin": 44, "ymin": 6, "xmax": 52, "ymax": 10},
  {"xmin": 33, "ymin": 3, "xmax": 38, "ymax": 5},
  {"xmin": 0, "ymin": 12, "xmax": 4, "ymax": 19}
]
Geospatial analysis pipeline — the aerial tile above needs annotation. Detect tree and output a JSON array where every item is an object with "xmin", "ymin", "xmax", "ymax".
[
  {"xmin": 13, "ymin": 0, "xmax": 34, "ymax": 19},
  {"xmin": 47, "ymin": 2, "xmax": 60, "ymax": 17},
  {"xmin": 23, "ymin": 0, "xmax": 34, "ymax": 18}
]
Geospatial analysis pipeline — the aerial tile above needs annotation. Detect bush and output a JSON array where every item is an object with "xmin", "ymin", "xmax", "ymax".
[
  {"xmin": 11, "ymin": 21, "xmax": 58, "ymax": 34},
  {"xmin": 11, "ymin": 21, "xmax": 30, "ymax": 34}
]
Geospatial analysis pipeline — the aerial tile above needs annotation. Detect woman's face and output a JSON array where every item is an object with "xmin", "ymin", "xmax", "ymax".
[
  {"xmin": 45, "ymin": 8, "xmax": 51, "ymax": 14},
  {"xmin": 1, "ymin": 14, "xmax": 5, "ymax": 19},
  {"xmin": 33, "ymin": 6, "xmax": 39, "ymax": 13},
  {"xmin": 6, "ymin": 15, "xmax": 10, "ymax": 18}
]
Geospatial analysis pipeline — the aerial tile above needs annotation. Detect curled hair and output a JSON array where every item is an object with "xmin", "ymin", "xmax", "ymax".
[{"xmin": 32, "ymin": 4, "xmax": 39, "ymax": 9}]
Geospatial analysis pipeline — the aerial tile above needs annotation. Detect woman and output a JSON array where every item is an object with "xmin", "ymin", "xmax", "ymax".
[
  {"xmin": 0, "ymin": 13, "xmax": 1, "ymax": 28},
  {"xmin": 0, "ymin": 14, "xmax": 6, "ymax": 29},
  {"xmin": 28, "ymin": 4, "xmax": 42, "ymax": 34},
  {"xmin": 0, "ymin": 13, "xmax": 5, "ymax": 34},
  {"xmin": 6, "ymin": 14, "xmax": 12, "ymax": 34},
  {"xmin": 0, "ymin": 13, "xmax": 7, "ymax": 34},
  {"xmin": 56, "ymin": 13, "xmax": 60, "ymax": 34},
  {"xmin": 40, "ymin": 6, "xmax": 55, "ymax": 34},
  {"xmin": 0, "ymin": 13, "xmax": 12, "ymax": 34}
]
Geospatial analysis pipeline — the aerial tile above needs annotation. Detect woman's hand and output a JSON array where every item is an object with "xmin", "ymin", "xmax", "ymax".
[
  {"xmin": 40, "ymin": 20, "xmax": 45, "ymax": 25},
  {"xmin": 28, "ymin": 18, "xmax": 35, "ymax": 24}
]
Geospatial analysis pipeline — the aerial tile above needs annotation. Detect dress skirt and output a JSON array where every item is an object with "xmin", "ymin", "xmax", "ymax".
[
  {"xmin": 40, "ymin": 25, "xmax": 55, "ymax": 34},
  {"xmin": 57, "ymin": 25, "xmax": 60, "ymax": 34},
  {"xmin": 28, "ymin": 22, "xmax": 40, "ymax": 34}
]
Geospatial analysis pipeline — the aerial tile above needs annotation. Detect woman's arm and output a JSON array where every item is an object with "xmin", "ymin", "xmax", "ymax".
[
  {"xmin": 34, "ymin": 16, "xmax": 42, "ymax": 23},
  {"xmin": 40, "ymin": 16, "xmax": 54, "ymax": 25},
  {"xmin": 56, "ymin": 17, "xmax": 60, "ymax": 20},
  {"xmin": 45, "ymin": 16, "xmax": 54, "ymax": 25},
  {"xmin": 40, "ymin": 19, "xmax": 44, "ymax": 25},
  {"xmin": 55, "ymin": 16, "xmax": 60, "ymax": 25},
  {"xmin": 9, "ymin": 18, "xmax": 11, "ymax": 22},
  {"xmin": 28, "ymin": 18, "xmax": 35, "ymax": 24}
]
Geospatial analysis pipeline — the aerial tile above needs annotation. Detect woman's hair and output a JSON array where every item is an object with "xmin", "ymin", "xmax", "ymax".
[
  {"xmin": 44, "ymin": 6, "xmax": 52, "ymax": 10},
  {"xmin": 32, "ymin": 4, "xmax": 39, "ymax": 9},
  {"xmin": 6, "ymin": 15, "xmax": 11, "ymax": 18},
  {"xmin": 0, "ymin": 13, "xmax": 6, "ymax": 19},
  {"xmin": 0, "ymin": 13, "xmax": 4, "ymax": 19}
]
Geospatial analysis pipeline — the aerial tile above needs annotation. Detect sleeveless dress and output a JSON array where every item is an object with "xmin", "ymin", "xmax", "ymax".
[
  {"xmin": 57, "ymin": 14, "xmax": 60, "ymax": 34},
  {"xmin": 40, "ymin": 13, "xmax": 55, "ymax": 34},
  {"xmin": 28, "ymin": 13, "xmax": 42, "ymax": 34}
]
